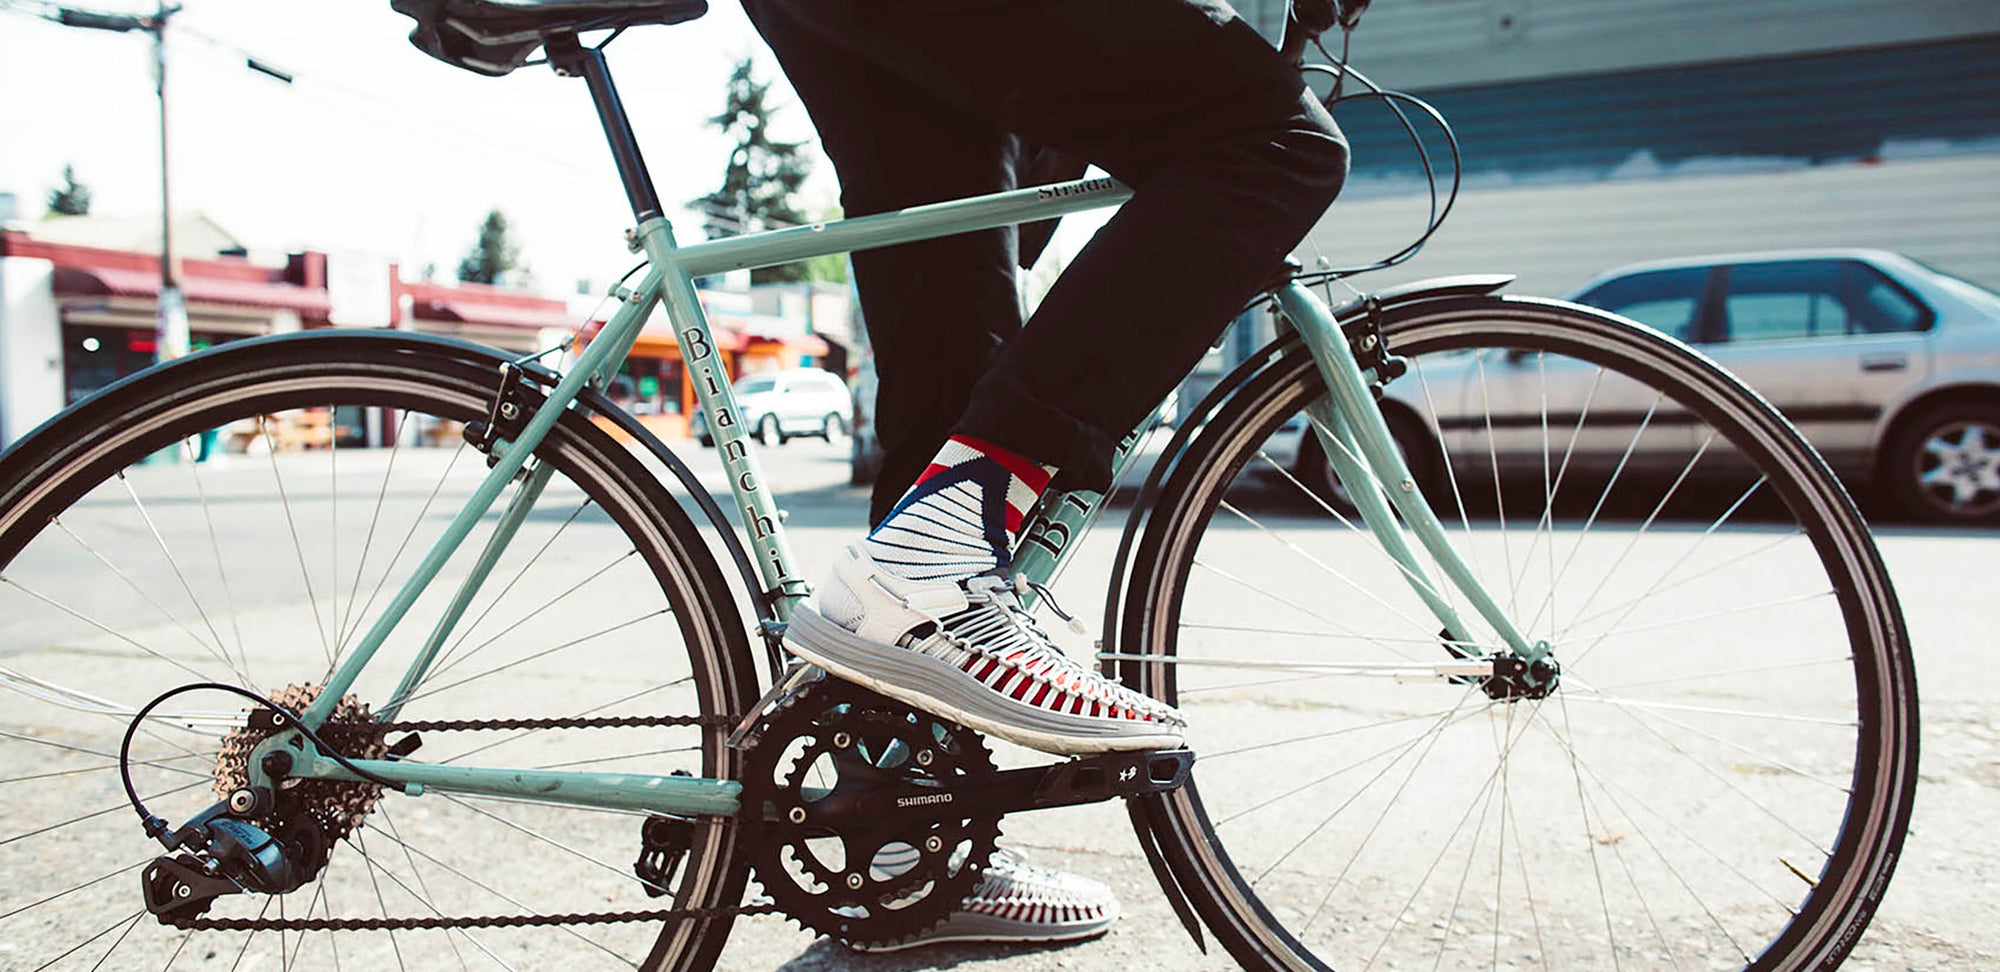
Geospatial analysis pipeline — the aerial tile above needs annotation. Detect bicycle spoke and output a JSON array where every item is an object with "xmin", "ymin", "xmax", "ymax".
[
  {"xmin": 113, "ymin": 466, "xmax": 239, "ymax": 682},
  {"xmin": 411, "ymin": 549, "xmax": 645, "ymax": 694},
  {"xmin": 259, "ymin": 417, "xmax": 335, "ymax": 670},
  {"xmin": 377, "ymin": 808, "xmax": 474, "ymax": 972},
  {"xmin": 25, "ymin": 525, "xmax": 237, "ymax": 683},
  {"xmin": 0, "ymin": 857, "xmax": 152, "ymax": 923},
  {"xmin": 399, "ymin": 609, "xmax": 669, "ymax": 707},
  {"xmin": 1251, "ymin": 686, "xmax": 1485, "ymax": 884},
  {"xmin": 1, "ymin": 778, "xmax": 209, "ymax": 848},
  {"xmin": 29, "ymin": 909, "xmax": 144, "ymax": 972},
  {"xmin": 339, "ymin": 439, "xmax": 472, "ymax": 652},
  {"xmin": 336, "ymin": 409, "xmax": 411, "ymax": 671},
  {"xmin": 429, "ymin": 497, "xmax": 596, "ymax": 673},
  {"xmin": 357, "ymin": 822, "xmax": 632, "ymax": 967},
  {"xmin": 352, "ymin": 830, "xmax": 410, "ymax": 972},
  {"xmin": 182, "ymin": 437, "xmax": 253, "ymax": 686}
]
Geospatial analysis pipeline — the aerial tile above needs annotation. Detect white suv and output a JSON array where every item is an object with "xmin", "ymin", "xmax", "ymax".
[{"xmin": 693, "ymin": 368, "xmax": 851, "ymax": 447}]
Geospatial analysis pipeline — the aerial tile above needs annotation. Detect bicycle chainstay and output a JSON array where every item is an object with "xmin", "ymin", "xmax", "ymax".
[{"xmin": 164, "ymin": 710, "xmax": 766, "ymax": 933}]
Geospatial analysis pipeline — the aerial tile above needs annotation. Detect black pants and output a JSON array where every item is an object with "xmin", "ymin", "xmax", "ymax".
[{"xmin": 741, "ymin": 0, "xmax": 1350, "ymax": 524}]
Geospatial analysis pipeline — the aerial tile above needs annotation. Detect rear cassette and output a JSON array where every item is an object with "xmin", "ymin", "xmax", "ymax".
[{"xmin": 739, "ymin": 679, "xmax": 1000, "ymax": 948}]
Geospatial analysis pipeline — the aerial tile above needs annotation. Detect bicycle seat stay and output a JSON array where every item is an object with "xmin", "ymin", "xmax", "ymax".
[{"xmin": 392, "ymin": 0, "xmax": 707, "ymax": 76}]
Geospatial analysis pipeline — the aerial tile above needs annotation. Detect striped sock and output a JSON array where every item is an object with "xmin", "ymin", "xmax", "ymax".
[{"xmin": 861, "ymin": 435, "xmax": 1056, "ymax": 583}]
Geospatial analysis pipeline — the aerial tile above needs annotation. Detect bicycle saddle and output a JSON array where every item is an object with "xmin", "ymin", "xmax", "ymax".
[{"xmin": 392, "ymin": 0, "xmax": 708, "ymax": 77}]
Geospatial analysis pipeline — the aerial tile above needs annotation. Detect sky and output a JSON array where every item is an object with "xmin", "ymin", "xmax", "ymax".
[{"xmin": 0, "ymin": 0, "xmax": 839, "ymax": 296}]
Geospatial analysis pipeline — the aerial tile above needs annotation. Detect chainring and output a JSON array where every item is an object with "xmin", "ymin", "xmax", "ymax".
[
  {"xmin": 212, "ymin": 683, "xmax": 387, "ymax": 879},
  {"xmin": 739, "ymin": 678, "xmax": 1001, "ymax": 948}
]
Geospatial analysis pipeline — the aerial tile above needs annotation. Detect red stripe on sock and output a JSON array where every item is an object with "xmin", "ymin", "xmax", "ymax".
[
  {"xmin": 950, "ymin": 435, "xmax": 1053, "ymax": 493},
  {"xmin": 913, "ymin": 462, "xmax": 952, "ymax": 487}
]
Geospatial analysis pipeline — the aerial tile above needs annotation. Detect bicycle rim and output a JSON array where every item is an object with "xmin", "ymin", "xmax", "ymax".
[
  {"xmin": 0, "ymin": 336, "xmax": 756, "ymax": 971},
  {"xmin": 1124, "ymin": 297, "xmax": 1917, "ymax": 972}
]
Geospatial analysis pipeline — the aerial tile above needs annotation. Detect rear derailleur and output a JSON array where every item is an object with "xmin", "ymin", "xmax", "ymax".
[{"xmin": 735, "ymin": 676, "xmax": 1192, "ymax": 949}]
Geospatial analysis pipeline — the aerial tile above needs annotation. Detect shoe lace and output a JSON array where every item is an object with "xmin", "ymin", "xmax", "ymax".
[{"xmin": 942, "ymin": 574, "xmax": 1151, "ymax": 713}]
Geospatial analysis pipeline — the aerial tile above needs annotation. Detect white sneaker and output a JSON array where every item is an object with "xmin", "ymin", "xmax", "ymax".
[
  {"xmin": 848, "ymin": 848, "xmax": 1120, "ymax": 952},
  {"xmin": 788, "ymin": 544, "xmax": 1185, "ymax": 755}
]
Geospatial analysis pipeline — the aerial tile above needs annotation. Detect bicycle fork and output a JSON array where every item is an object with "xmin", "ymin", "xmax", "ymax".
[{"xmin": 1275, "ymin": 282, "xmax": 1553, "ymax": 677}]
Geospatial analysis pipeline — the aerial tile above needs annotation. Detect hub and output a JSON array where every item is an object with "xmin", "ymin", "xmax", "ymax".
[{"xmin": 1480, "ymin": 653, "xmax": 1560, "ymax": 701}]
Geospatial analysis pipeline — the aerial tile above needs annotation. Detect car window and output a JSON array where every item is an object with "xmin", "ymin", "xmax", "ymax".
[
  {"xmin": 1721, "ymin": 260, "xmax": 1930, "ymax": 342},
  {"xmin": 1721, "ymin": 261, "xmax": 1850, "ymax": 341},
  {"xmin": 1575, "ymin": 268, "xmax": 1708, "ymax": 341},
  {"xmin": 1844, "ymin": 263, "xmax": 1928, "ymax": 334},
  {"xmin": 737, "ymin": 375, "xmax": 777, "ymax": 395}
]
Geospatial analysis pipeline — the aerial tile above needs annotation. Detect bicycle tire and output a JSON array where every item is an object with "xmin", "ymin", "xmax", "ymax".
[
  {"xmin": 0, "ymin": 333, "xmax": 758, "ymax": 971},
  {"xmin": 1119, "ymin": 295, "xmax": 1917, "ymax": 972}
]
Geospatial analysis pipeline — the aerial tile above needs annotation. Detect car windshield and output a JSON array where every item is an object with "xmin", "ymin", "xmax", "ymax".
[{"xmin": 1911, "ymin": 260, "xmax": 2000, "ymax": 317}]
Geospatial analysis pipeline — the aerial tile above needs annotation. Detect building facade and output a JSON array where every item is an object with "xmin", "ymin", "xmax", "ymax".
[{"xmin": 1269, "ymin": 0, "xmax": 2000, "ymax": 295}]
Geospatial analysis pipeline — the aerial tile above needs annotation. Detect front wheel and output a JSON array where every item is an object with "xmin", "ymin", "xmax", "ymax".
[
  {"xmin": 1121, "ymin": 296, "xmax": 1917, "ymax": 972},
  {"xmin": 757, "ymin": 413, "xmax": 786, "ymax": 446},
  {"xmin": 0, "ymin": 333, "xmax": 759, "ymax": 971}
]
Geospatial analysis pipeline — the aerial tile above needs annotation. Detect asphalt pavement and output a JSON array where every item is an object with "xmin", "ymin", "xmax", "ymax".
[{"xmin": 0, "ymin": 434, "xmax": 1992, "ymax": 971}]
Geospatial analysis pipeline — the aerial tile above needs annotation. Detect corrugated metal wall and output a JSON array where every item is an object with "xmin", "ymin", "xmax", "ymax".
[
  {"xmin": 1342, "ymin": 0, "xmax": 2000, "ymax": 89},
  {"xmin": 1332, "ymin": 35, "xmax": 2000, "ymax": 186},
  {"xmin": 1301, "ymin": 154, "xmax": 2000, "ymax": 295}
]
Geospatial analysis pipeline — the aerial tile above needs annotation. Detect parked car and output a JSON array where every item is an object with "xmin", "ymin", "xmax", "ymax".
[
  {"xmin": 1288, "ymin": 250, "xmax": 2000, "ymax": 524},
  {"xmin": 692, "ymin": 367, "xmax": 852, "ymax": 447}
]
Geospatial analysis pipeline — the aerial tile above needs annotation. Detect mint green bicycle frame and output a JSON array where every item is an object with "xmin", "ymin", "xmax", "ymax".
[{"xmin": 262, "ymin": 45, "xmax": 1537, "ymax": 821}]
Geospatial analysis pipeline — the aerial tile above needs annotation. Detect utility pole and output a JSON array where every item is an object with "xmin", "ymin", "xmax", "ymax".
[
  {"xmin": 150, "ymin": 2, "xmax": 186, "ymax": 362},
  {"xmin": 40, "ymin": 2, "xmax": 290, "ymax": 364},
  {"xmin": 49, "ymin": 3, "xmax": 184, "ymax": 359}
]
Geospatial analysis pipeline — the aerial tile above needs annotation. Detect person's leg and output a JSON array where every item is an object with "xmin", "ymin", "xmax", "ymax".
[
  {"xmin": 744, "ymin": 0, "xmax": 1026, "ymax": 526},
  {"xmin": 765, "ymin": 0, "xmax": 1351, "ymax": 491},
  {"xmin": 767, "ymin": 0, "xmax": 1347, "ymax": 756}
]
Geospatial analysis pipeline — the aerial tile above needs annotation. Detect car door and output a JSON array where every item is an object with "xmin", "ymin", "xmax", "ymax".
[{"xmin": 1698, "ymin": 259, "xmax": 1933, "ymax": 474}]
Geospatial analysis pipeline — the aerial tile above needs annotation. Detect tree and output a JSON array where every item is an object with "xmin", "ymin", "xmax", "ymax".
[
  {"xmin": 46, "ymin": 164, "xmax": 91, "ymax": 216},
  {"xmin": 695, "ymin": 58, "xmax": 817, "ymax": 283},
  {"xmin": 457, "ymin": 209, "xmax": 523, "ymax": 286}
]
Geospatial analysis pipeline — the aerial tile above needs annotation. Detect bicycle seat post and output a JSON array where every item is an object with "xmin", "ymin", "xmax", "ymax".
[{"xmin": 546, "ymin": 33, "xmax": 663, "ymax": 224}]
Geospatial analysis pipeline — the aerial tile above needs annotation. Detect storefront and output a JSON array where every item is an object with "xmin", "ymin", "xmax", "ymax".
[{"xmin": 589, "ymin": 309, "xmax": 831, "ymax": 441}]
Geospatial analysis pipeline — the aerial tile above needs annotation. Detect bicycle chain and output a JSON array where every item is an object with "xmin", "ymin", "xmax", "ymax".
[
  {"xmin": 177, "ymin": 710, "xmax": 751, "ymax": 932},
  {"xmin": 178, "ymin": 902, "xmax": 781, "ymax": 933}
]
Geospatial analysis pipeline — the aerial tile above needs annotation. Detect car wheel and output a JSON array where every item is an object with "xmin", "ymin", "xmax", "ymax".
[
  {"xmin": 757, "ymin": 413, "xmax": 786, "ymax": 446},
  {"xmin": 822, "ymin": 413, "xmax": 847, "ymax": 440},
  {"xmin": 1883, "ymin": 401, "xmax": 2000, "ymax": 523},
  {"xmin": 1294, "ymin": 409, "xmax": 1440, "ymax": 516}
]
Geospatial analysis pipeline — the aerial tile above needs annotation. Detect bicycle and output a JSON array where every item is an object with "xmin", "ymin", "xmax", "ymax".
[{"xmin": 0, "ymin": 4, "xmax": 1918, "ymax": 971}]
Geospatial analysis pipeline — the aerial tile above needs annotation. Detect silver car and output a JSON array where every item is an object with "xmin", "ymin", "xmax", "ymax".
[
  {"xmin": 1334, "ymin": 250, "xmax": 2000, "ymax": 523},
  {"xmin": 693, "ymin": 367, "xmax": 852, "ymax": 447}
]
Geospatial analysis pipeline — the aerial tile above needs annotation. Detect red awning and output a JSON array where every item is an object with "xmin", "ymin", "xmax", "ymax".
[
  {"xmin": 415, "ymin": 299, "xmax": 575, "ymax": 330},
  {"xmin": 54, "ymin": 266, "xmax": 332, "ymax": 315}
]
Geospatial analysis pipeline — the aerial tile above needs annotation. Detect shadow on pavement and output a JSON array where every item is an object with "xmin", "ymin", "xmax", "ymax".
[{"xmin": 774, "ymin": 936, "xmax": 1099, "ymax": 972}]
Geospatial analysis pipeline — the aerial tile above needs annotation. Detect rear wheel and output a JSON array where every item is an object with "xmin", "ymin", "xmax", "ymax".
[
  {"xmin": 1121, "ymin": 296, "xmax": 1917, "ymax": 972},
  {"xmin": 0, "ymin": 334, "xmax": 758, "ymax": 971},
  {"xmin": 1882, "ymin": 401, "xmax": 2000, "ymax": 523}
]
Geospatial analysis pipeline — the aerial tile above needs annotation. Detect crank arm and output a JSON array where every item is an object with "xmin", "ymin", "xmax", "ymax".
[{"xmin": 802, "ymin": 748, "xmax": 1194, "ymax": 830}]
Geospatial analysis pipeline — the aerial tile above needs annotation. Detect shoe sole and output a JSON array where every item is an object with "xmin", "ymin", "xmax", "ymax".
[{"xmin": 786, "ymin": 607, "xmax": 1184, "ymax": 756}]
